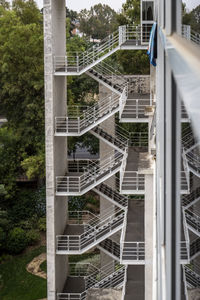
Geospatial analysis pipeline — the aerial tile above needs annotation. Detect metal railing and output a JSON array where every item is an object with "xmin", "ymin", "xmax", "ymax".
[
  {"xmin": 120, "ymin": 208, "xmax": 145, "ymax": 262},
  {"xmin": 184, "ymin": 143, "xmax": 200, "ymax": 177},
  {"xmin": 94, "ymin": 182, "xmax": 128, "ymax": 209},
  {"xmin": 150, "ymin": 108, "xmax": 156, "ymax": 140},
  {"xmin": 120, "ymin": 241, "xmax": 145, "ymax": 262},
  {"xmin": 120, "ymin": 171, "xmax": 145, "ymax": 193},
  {"xmin": 55, "ymin": 93, "xmax": 120, "ymax": 135},
  {"xmin": 182, "ymin": 25, "xmax": 200, "ymax": 46},
  {"xmin": 57, "ymin": 262, "xmax": 125, "ymax": 300},
  {"xmin": 120, "ymin": 99, "xmax": 152, "ymax": 120},
  {"xmin": 68, "ymin": 159, "xmax": 99, "ymax": 173},
  {"xmin": 56, "ymin": 206, "xmax": 125, "ymax": 252},
  {"xmin": 56, "ymin": 150, "xmax": 125, "ymax": 194},
  {"xmin": 190, "ymin": 237, "xmax": 200, "ymax": 259},
  {"xmin": 182, "ymin": 187, "xmax": 200, "ymax": 209},
  {"xmin": 54, "ymin": 25, "xmax": 151, "ymax": 73},
  {"xmin": 181, "ymin": 210, "xmax": 190, "ymax": 261},
  {"xmin": 89, "ymin": 60, "xmax": 128, "ymax": 94},
  {"xmin": 184, "ymin": 264, "xmax": 200, "ymax": 289},
  {"xmin": 99, "ymin": 238, "xmax": 120, "ymax": 260},
  {"xmin": 185, "ymin": 208, "xmax": 200, "ymax": 235}
]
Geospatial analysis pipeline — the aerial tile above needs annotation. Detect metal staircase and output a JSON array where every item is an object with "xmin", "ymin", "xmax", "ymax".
[
  {"xmin": 57, "ymin": 262, "xmax": 125, "ymax": 300},
  {"xmin": 184, "ymin": 264, "xmax": 200, "ymax": 289},
  {"xmin": 56, "ymin": 150, "xmax": 127, "ymax": 195},
  {"xmin": 190, "ymin": 237, "xmax": 200, "ymax": 260},
  {"xmin": 87, "ymin": 61, "xmax": 128, "ymax": 96},
  {"xmin": 56, "ymin": 206, "xmax": 125, "ymax": 254},
  {"xmin": 55, "ymin": 93, "xmax": 120, "ymax": 136},
  {"xmin": 98, "ymin": 238, "xmax": 120, "ymax": 262},
  {"xmin": 185, "ymin": 207, "xmax": 200, "ymax": 237},
  {"xmin": 183, "ymin": 143, "xmax": 200, "ymax": 178},
  {"xmin": 54, "ymin": 25, "xmax": 150, "ymax": 76},
  {"xmin": 91, "ymin": 123, "xmax": 148, "ymax": 154},
  {"xmin": 90, "ymin": 125, "xmax": 129, "ymax": 154},
  {"xmin": 93, "ymin": 182, "xmax": 128, "ymax": 209},
  {"xmin": 182, "ymin": 187, "xmax": 200, "ymax": 209}
]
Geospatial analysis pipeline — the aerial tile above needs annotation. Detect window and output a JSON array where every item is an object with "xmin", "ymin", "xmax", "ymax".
[{"xmin": 142, "ymin": 1, "xmax": 154, "ymax": 21}]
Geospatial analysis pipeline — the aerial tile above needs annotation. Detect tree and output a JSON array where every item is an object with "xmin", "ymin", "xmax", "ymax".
[
  {"xmin": 79, "ymin": 4, "xmax": 118, "ymax": 39},
  {"xmin": 0, "ymin": 4, "xmax": 45, "ymax": 182},
  {"xmin": 117, "ymin": 0, "xmax": 140, "ymax": 25},
  {"xmin": 12, "ymin": 0, "xmax": 42, "ymax": 25}
]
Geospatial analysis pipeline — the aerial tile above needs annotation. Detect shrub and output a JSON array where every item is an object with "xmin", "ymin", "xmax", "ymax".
[
  {"xmin": 38, "ymin": 217, "xmax": 46, "ymax": 232},
  {"xmin": 0, "ymin": 227, "xmax": 6, "ymax": 251},
  {"xmin": 26, "ymin": 229, "xmax": 40, "ymax": 245},
  {"xmin": 6, "ymin": 227, "xmax": 28, "ymax": 254},
  {"xmin": 0, "ymin": 254, "xmax": 12, "ymax": 264}
]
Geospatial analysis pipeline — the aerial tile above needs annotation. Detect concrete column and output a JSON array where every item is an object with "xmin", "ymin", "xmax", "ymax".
[
  {"xmin": 144, "ymin": 171, "xmax": 155, "ymax": 300},
  {"xmin": 44, "ymin": 0, "xmax": 68, "ymax": 299},
  {"xmin": 99, "ymin": 84, "xmax": 116, "ymax": 269}
]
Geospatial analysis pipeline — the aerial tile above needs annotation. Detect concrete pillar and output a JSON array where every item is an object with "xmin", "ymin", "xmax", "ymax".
[
  {"xmin": 99, "ymin": 84, "xmax": 116, "ymax": 269},
  {"xmin": 44, "ymin": 0, "xmax": 68, "ymax": 299},
  {"xmin": 144, "ymin": 171, "xmax": 155, "ymax": 300}
]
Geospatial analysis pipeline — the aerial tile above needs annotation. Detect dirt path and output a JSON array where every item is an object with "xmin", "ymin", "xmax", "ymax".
[{"xmin": 26, "ymin": 252, "xmax": 47, "ymax": 279}]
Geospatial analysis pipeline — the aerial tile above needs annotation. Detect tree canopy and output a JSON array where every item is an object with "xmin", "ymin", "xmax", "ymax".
[{"xmin": 79, "ymin": 4, "xmax": 118, "ymax": 39}]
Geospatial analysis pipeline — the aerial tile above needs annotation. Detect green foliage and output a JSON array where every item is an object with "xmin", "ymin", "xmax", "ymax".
[
  {"xmin": 68, "ymin": 74, "xmax": 98, "ymax": 104},
  {"xmin": 37, "ymin": 217, "xmax": 46, "ymax": 232},
  {"xmin": 21, "ymin": 151, "xmax": 45, "ymax": 180},
  {"xmin": 6, "ymin": 227, "xmax": 28, "ymax": 254},
  {"xmin": 79, "ymin": 4, "xmax": 118, "ymax": 39},
  {"xmin": 0, "ymin": 254, "xmax": 12, "ymax": 264},
  {"xmin": 12, "ymin": 0, "xmax": 42, "ymax": 25},
  {"xmin": 0, "ymin": 246, "xmax": 46, "ymax": 299},
  {"xmin": 26, "ymin": 229, "xmax": 40, "ymax": 245},
  {"xmin": 183, "ymin": 4, "xmax": 200, "ymax": 32},
  {"xmin": 0, "ymin": 227, "xmax": 6, "ymax": 251},
  {"xmin": 0, "ymin": 127, "xmax": 21, "ymax": 200},
  {"xmin": 116, "ymin": 50, "xmax": 150, "ymax": 75},
  {"xmin": 117, "ymin": 0, "xmax": 140, "ymax": 25},
  {"xmin": 0, "ymin": 4, "xmax": 45, "ymax": 184}
]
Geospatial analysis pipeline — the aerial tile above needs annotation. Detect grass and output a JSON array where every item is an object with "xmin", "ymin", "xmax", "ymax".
[{"xmin": 0, "ymin": 246, "xmax": 47, "ymax": 300}]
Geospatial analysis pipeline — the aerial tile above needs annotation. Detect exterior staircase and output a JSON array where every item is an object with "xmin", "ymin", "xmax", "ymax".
[
  {"xmin": 185, "ymin": 207, "xmax": 200, "ymax": 237},
  {"xmin": 182, "ymin": 187, "xmax": 200, "ymax": 209},
  {"xmin": 93, "ymin": 182, "xmax": 128, "ymax": 209},
  {"xmin": 56, "ymin": 150, "xmax": 127, "ymax": 196},
  {"xmin": 56, "ymin": 206, "xmax": 125, "ymax": 254},
  {"xmin": 90, "ymin": 125, "xmax": 129, "ymax": 154},
  {"xmin": 184, "ymin": 265, "xmax": 200, "ymax": 289},
  {"xmin": 55, "ymin": 93, "xmax": 120, "ymax": 136},
  {"xmin": 190, "ymin": 237, "xmax": 200, "ymax": 260},
  {"xmin": 98, "ymin": 238, "xmax": 120, "ymax": 262},
  {"xmin": 54, "ymin": 25, "xmax": 149, "ymax": 76},
  {"xmin": 87, "ymin": 61, "xmax": 128, "ymax": 95},
  {"xmin": 57, "ymin": 262, "xmax": 125, "ymax": 300}
]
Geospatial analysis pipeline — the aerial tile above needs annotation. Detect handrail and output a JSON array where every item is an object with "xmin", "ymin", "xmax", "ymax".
[
  {"xmin": 120, "ymin": 171, "xmax": 145, "ymax": 193},
  {"xmin": 120, "ymin": 208, "xmax": 145, "ymax": 262},
  {"xmin": 182, "ymin": 25, "xmax": 200, "ymax": 46},
  {"xmin": 55, "ymin": 93, "xmax": 120, "ymax": 135},
  {"xmin": 54, "ymin": 25, "xmax": 152, "ymax": 74},
  {"xmin": 57, "ymin": 262, "xmax": 125, "ymax": 300},
  {"xmin": 56, "ymin": 207, "xmax": 125, "ymax": 252},
  {"xmin": 94, "ymin": 182, "xmax": 128, "ymax": 209},
  {"xmin": 56, "ymin": 150, "xmax": 124, "ymax": 194}
]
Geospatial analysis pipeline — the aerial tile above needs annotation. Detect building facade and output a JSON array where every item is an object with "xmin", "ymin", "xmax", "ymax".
[{"xmin": 44, "ymin": 0, "xmax": 200, "ymax": 299}]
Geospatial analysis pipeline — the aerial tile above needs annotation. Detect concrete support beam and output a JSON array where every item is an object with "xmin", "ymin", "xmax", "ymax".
[{"xmin": 44, "ymin": 0, "xmax": 68, "ymax": 299}]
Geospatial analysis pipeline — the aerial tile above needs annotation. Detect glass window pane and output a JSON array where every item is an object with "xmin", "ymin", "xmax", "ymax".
[{"xmin": 142, "ymin": 1, "xmax": 154, "ymax": 21}]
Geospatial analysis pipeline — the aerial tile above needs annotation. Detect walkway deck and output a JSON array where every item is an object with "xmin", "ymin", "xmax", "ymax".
[{"xmin": 124, "ymin": 265, "xmax": 145, "ymax": 300}]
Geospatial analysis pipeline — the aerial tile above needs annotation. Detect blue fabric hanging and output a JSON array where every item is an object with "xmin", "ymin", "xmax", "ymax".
[{"xmin": 147, "ymin": 22, "xmax": 157, "ymax": 67}]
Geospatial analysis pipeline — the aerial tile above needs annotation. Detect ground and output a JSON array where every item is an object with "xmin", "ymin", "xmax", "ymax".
[{"xmin": 0, "ymin": 246, "xmax": 47, "ymax": 300}]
